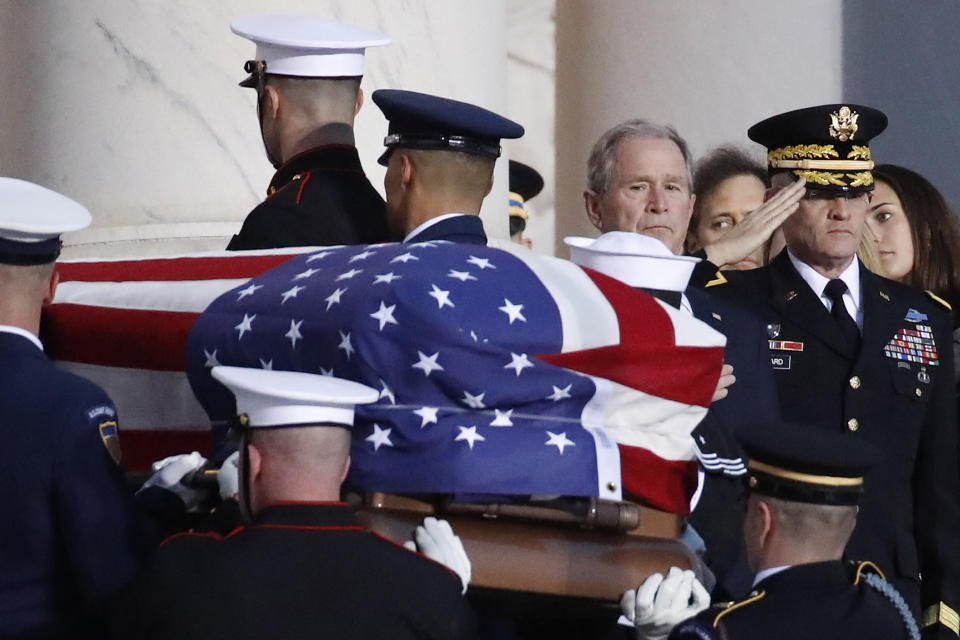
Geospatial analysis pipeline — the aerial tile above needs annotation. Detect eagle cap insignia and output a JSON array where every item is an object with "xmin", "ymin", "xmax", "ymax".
[{"xmin": 829, "ymin": 106, "xmax": 859, "ymax": 142}]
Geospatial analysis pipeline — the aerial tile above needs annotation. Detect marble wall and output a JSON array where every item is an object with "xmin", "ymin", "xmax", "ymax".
[{"xmin": 0, "ymin": 0, "xmax": 510, "ymax": 256}]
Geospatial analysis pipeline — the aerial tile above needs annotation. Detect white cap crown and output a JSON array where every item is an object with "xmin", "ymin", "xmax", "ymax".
[{"xmin": 565, "ymin": 232, "xmax": 700, "ymax": 291}]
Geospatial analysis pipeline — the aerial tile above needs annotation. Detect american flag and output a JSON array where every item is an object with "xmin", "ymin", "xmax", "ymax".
[{"xmin": 44, "ymin": 242, "xmax": 725, "ymax": 515}]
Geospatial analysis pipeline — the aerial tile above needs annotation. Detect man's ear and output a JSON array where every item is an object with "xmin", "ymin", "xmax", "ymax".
[
  {"xmin": 757, "ymin": 499, "xmax": 775, "ymax": 546},
  {"xmin": 399, "ymin": 153, "xmax": 415, "ymax": 190},
  {"xmin": 355, "ymin": 87, "xmax": 364, "ymax": 116},
  {"xmin": 584, "ymin": 190, "xmax": 604, "ymax": 232},
  {"xmin": 42, "ymin": 268, "xmax": 59, "ymax": 307},
  {"xmin": 247, "ymin": 443, "xmax": 263, "ymax": 484},
  {"xmin": 262, "ymin": 84, "xmax": 282, "ymax": 120}
]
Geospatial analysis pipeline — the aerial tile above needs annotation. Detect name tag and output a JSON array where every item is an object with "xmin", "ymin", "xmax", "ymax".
[{"xmin": 771, "ymin": 355, "xmax": 792, "ymax": 370}]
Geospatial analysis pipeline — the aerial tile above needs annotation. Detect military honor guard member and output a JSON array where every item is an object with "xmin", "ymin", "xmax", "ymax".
[
  {"xmin": 0, "ymin": 179, "xmax": 151, "ymax": 637},
  {"xmin": 226, "ymin": 15, "xmax": 392, "ymax": 250},
  {"xmin": 708, "ymin": 104, "xmax": 960, "ymax": 638},
  {"xmin": 113, "ymin": 367, "xmax": 476, "ymax": 640},
  {"xmin": 658, "ymin": 421, "xmax": 914, "ymax": 640},
  {"xmin": 508, "ymin": 159, "xmax": 544, "ymax": 248},
  {"xmin": 372, "ymin": 89, "xmax": 524, "ymax": 244}
]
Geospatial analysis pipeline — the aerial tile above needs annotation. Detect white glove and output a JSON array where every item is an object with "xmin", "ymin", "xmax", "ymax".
[
  {"xmin": 140, "ymin": 451, "xmax": 209, "ymax": 512},
  {"xmin": 620, "ymin": 567, "xmax": 710, "ymax": 640},
  {"xmin": 403, "ymin": 517, "xmax": 471, "ymax": 594},
  {"xmin": 217, "ymin": 451, "xmax": 240, "ymax": 500}
]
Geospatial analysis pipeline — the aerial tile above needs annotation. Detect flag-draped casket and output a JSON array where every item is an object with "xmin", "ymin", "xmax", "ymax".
[{"xmin": 43, "ymin": 241, "xmax": 725, "ymax": 515}]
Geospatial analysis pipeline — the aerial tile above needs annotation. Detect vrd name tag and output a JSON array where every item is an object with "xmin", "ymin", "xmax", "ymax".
[{"xmin": 771, "ymin": 355, "xmax": 792, "ymax": 370}]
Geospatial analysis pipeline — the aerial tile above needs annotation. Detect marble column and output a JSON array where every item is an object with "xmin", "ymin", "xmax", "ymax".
[
  {"xmin": 0, "ymin": 0, "xmax": 508, "ymax": 257},
  {"xmin": 554, "ymin": 0, "xmax": 844, "ymax": 256}
]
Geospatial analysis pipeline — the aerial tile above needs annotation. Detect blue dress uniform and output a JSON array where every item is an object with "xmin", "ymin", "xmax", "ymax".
[
  {"xmin": 226, "ymin": 15, "xmax": 393, "ymax": 251},
  {"xmin": 372, "ymin": 89, "xmax": 523, "ymax": 245},
  {"xmin": 226, "ymin": 145, "xmax": 390, "ymax": 250},
  {"xmin": 0, "ymin": 330, "xmax": 145, "ymax": 637},
  {"xmin": 113, "ymin": 503, "xmax": 476, "ymax": 640},
  {"xmin": 0, "ymin": 178, "xmax": 151, "ymax": 638}
]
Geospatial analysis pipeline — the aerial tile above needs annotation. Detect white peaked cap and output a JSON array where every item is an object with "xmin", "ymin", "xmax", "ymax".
[
  {"xmin": 211, "ymin": 366, "xmax": 380, "ymax": 429},
  {"xmin": 0, "ymin": 177, "xmax": 91, "ymax": 243},
  {"xmin": 565, "ymin": 232, "xmax": 701, "ymax": 291},
  {"xmin": 231, "ymin": 14, "xmax": 392, "ymax": 78}
]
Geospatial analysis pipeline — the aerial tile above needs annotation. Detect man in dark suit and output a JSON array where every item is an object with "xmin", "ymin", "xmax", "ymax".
[
  {"xmin": 656, "ymin": 421, "xmax": 913, "ymax": 640},
  {"xmin": 226, "ymin": 15, "xmax": 392, "ymax": 250},
  {"xmin": 372, "ymin": 89, "xmax": 524, "ymax": 245},
  {"xmin": 580, "ymin": 121, "xmax": 780, "ymax": 598},
  {"xmin": 707, "ymin": 104, "xmax": 960, "ymax": 638},
  {"xmin": 113, "ymin": 366, "xmax": 475, "ymax": 640}
]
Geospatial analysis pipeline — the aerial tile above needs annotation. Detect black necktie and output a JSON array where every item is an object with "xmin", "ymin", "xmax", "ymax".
[{"xmin": 824, "ymin": 279, "xmax": 860, "ymax": 345}]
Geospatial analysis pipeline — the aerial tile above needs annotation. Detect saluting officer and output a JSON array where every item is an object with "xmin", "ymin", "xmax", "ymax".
[
  {"xmin": 226, "ymin": 15, "xmax": 392, "ymax": 250},
  {"xmin": 707, "ymin": 104, "xmax": 960, "ymax": 637},
  {"xmin": 0, "ymin": 179, "xmax": 147, "ymax": 637},
  {"xmin": 113, "ymin": 367, "xmax": 475, "ymax": 640},
  {"xmin": 372, "ymin": 89, "xmax": 524, "ymax": 244}
]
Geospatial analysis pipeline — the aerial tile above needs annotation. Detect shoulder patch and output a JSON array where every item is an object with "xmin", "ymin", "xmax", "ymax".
[
  {"xmin": 713, "ymin": 590, "xmax": 765, "ymax": 628},
  {"xmin": 925, "ymin": 290, "xmax": 952, "ymax": 310},
  {"xmin": 705, "ymin": 271, "xmax": 728, "ymax": 288},
  {"xmin": 98, "ymin": 420, "xmax": 122, "ymax": 465}
]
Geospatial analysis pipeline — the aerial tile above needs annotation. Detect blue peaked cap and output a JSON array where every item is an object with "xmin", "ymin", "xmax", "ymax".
[{"xmin": 373, "ymin": 89, "xmax": 523, "ymax": 165}]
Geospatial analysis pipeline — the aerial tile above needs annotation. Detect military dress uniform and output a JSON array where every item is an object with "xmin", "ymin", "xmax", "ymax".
[
  {"xmin": 226, "ymin": 15, "xmax": 393, "ymax": 251},
  {"xmin": 0, "ymin": 329, "xmax": 147, "ymax": 638},
  {"xmin": 670, "ymin": 561, "xmax": 913, "ymax": 640},
  {"xmin": 226, "ymin": 145, "xmax": 390, "ymax": 250},
  {"xmin": 115, "ymin": 502, "xmax": 475, "ymax": 640},
  {"xmin": 714, "ymin": 252, "xmax": 960, "ymax": 617}
]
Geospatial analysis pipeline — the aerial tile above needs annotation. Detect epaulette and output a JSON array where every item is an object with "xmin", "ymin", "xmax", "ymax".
[
  {"xmin": 705, "ymin": 270, "xmax": 728, "ymax": 288},
  {"xmin": 922, "ymin": 603, "xmax": 959, "ymax": 638},
  {"xmin": 711, "ymin": 589, "xmax": 765, "ymax": 628},
  {"xmin": 925, "ymin": 290, "xmax": 952, "ymax": 310}
]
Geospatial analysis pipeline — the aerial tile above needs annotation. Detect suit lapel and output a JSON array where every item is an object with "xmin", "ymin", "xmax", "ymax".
[{"xmin": 768, "ymin": 252, "xmax": 857, "ymax": 360}]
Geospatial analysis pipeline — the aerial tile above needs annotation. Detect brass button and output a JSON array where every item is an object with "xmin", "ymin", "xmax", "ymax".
[
  {"xmin": 607, "ymin": 481, "xmax": 617, "ymax": 492},
  {"xmin": 847, "ymin": 418, "xmax": 859, "ymax": 432},
  {"xmin": 915, "ymin": 388, "xmax": 923, "ymax": 398},
  {"xmin": 849, "ymin": 376, "xmax": 861, "ymax": 389},
  {"xmin": 292, "ymin": 173, "xmax": 302, "ymax": 181}
]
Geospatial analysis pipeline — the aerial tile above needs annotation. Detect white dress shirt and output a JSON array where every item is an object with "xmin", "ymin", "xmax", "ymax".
[{"xmin": 788, "ymin": 251, "xmax": 863, "ymax": 329}]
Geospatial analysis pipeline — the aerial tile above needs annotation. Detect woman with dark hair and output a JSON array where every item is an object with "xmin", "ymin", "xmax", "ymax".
[
  {"xmin": 869, "ymin": 164, "xmax": 960, "ymax": 312},
  {"xmin": 686, "ymin": 146, "xmax": 804, "ymax": 271}
]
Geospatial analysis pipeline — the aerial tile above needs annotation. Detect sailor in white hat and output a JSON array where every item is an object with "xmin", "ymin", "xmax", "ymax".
[
  {"xmin": 114, "ymin": 366, "xmax": 475, "ymax": 638},
  {"xmin": 226, "ymin": 15, "xmax": 394, "ymax": 251}
]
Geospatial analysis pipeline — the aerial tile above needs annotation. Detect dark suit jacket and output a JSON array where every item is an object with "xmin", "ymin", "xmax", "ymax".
[
  {"xmin": 405, "ymin": 215, "xmax": 487, "ymax": 245},
  {"xmin": 709, "ymin": 251, "xmax": 960, "ymax": 632},
  {"xmin": 671, "ymin": 561, "xmax": 912, "ymax": 640},
  {"xmin": 112, "ymin": 504, "xmax": 475, "ymax": 640},
  {"xmin": 227, "ymin": 145, "xmax": 390, "ymax": 251}
]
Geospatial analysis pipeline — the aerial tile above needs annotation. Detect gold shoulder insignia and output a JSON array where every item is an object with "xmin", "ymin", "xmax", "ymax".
[
  {"xmin": 705, "ymin": 271, "xmax": 727, "ymax": 288},
  {"xmin": 713, "ymin": 590, "xmax": 765, "ymax": 628},
  {"xmin": 853, "ymin": 560, "xmax": 886, "ymax": 585},
  {"xmin": 879, "ymin": 291, "xmax": 891, "ymax": 302},
  {"xmin": 98, "ymin": 420, "xmax": 122, "ymax": 465},
  {"xmin": 922, "ymin": 602, "xmax": 960, "ymax": 635},
  {"xmin": 925, "ymin": 290, "xmax": 952, "ymax": 310}
]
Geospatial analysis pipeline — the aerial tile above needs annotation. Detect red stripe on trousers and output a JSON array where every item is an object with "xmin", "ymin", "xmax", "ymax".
[{"xmin": 40, "ymin": 304, "xmax": 197, "ymax": 370}]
